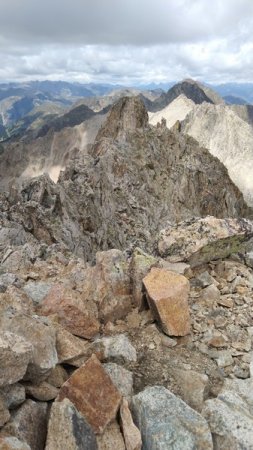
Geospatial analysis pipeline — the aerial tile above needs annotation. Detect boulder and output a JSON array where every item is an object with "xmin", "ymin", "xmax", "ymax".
[
  {"xmin": 93, "ymin": 335, "xmax": 137, "ymax": 364},
  {"xmin": 0, "ymin": 394, "xmax": 10, "ymax": 427},
  {"xmin": 2, "ymin": 400, "xmax": 48, "ymax": 450},
  {"xmin": 0, "ymin": 332, "xmax": 32, "ymax": 386},
  {"xmin": 131, "ymin": 386, "xmax": 213, "ymax": 450},
  {"xmin": 91, "ymin": 250, "xmax": 132, "ymax": 323},
  {"xmin": 171, "ymin": 368, "xmax": 209, "ymax": 412},
  {"xmin": 23, "ymin": 281, "xmax": 53, "ymax": 305},
  {"xmin": 57, "ymin": 354, "xmax": 122, "ymax": 434},
  {"xmin": 45, "ymin": 398, "xmax": 97, "ymax": 450},
  {"xmin": 24, "ymin": 381, "xmax": 59, "ymax": 401},
  {"xmin": 40, "ymin": 284, "xmax": 100, "ymax": 339},
  {"xmin": 103, "ymin": 364, "xmax": 133, "ymax": 401},
  {"xmin": 52, "ymin": 321, "xmax": 89, "ymax": 365},
  {"xmin": 158, "ymin": 216, "xmax": 253, "ymax": 267},
  {"xmin": 143, "ymin": 268, "xmax": 190, "ymax": 336},
  {"xmin": 0, "ymin": 314, "xmax": 58, "ymax": 383},
  {"xmin": 0, "ymin": 384, "xmax": 26, "ymax": 409},
  {"xmin": 202, "ymin": 380, "xmax": 253, "ymax": 449}
]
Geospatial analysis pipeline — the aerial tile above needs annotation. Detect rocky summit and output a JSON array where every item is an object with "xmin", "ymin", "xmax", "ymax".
[{"xmin": 1, "ymin": 94, "xmax": 253, "ymax": 450}]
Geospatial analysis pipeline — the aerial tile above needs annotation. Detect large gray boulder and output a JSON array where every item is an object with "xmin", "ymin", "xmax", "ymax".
[
  {"xmin": 131, "ymin": 386, "xmax": 212, "ymax": 450},
  {"xmin": 202, "ymin": 378, "xmax": 253, "ymax": 449}
]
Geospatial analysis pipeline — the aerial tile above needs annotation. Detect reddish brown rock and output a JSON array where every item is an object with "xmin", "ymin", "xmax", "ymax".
[
  {"xmin": 40, "ymin": 284, "xmax": 100, "ymax": 339},
  {"xmin": 57, "ymin": 354, "xmax": 122, "ymax": 434},
  {"xmin": 143, "ymin": 268, "xmax": 191, "ymax": 336}
]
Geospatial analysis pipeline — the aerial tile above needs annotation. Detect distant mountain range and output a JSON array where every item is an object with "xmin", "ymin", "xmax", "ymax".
[{"xmin": 0, "ymin": 79, "xmax": 253, "ymax": 142}]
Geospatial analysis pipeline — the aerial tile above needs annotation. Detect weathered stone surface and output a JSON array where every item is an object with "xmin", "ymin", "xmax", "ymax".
[
  {"xmin": 52, "ymin": 321, "xmax": 89, "ymax": 365},
  {"xmin": 45, "ymin": 365, "xmax": 69, "ymax": 388},
  {"xmin": 89, "ymin": 250, "xmax": 132, "ymax": 323},
  {"xmin": 143, "ymin": 268, "xmax": 191, "ymax": 336},
  {"xmin": 0, "ymin": 314, "xmax": 58, "ymax": 383},
  {"xmin": 132, "ymin": 386, "xmax": 213, "ymax": 450},
  {"xmin": 97, "ymin": 421, "xmax": 126, "ymax": 450},
  {"xmin": 171, "ymin": 368, "xmax": 209, "ymax": 412},
  {"xmin": 58, "ymin": 354, "xmax": 122, "ymax": 434},
  {"xmin": 201, "ymin": 284, "xmax": 220, "ymax": 305},
  {"xmin": 120, "ymin": 398, "xmax": 142, "ymax": 450},
  {"xmin": 0, "ymin": 394, "xmax": 10, "ymax": 427},
  {"xmin": 158, "ymin": 216, "xmax": 253, "ymax": 267},
  {"xmin": 0, "ymin": 332, "xmax": 32, "ymax": 386},
  {"xmin": 245, "ymin": 251, "xmax": 253, "ymax": 269},
  {"xmin": 23, "ymin": 281, "xmax": 52, "ymax": 305},
  {"xmin": 94, "ymin": 335, "xmax": 137, "ymax": 364},
  {"xmin": 130, "ymin": 248, "xmax": 158, "ymax": 310},
  {"xmin": 0, "ymin": 287, "xmax": 33, "ymax": 316},
  {"xmin": 40, "ymin": 284, "xmax": 100, "ymax": 339},
  {"xmin": 0, "ymin": 384, "xmax": 25, "ymax": 409},
  {"xmin": 46, "ymin": 398, "xmax": 98, "ymax": 450},
  {"xmin": 0, "ymin": 436, "xmax": 31, "ymax": 449},
  {"xmin": 202, "ymin": 381, "xmax": 253, "ymax": 449},
  {"xmin": 2, "ymin": 400, "xmax": 48, "ymax": 450},
  {"xmin": 103, "ymin": 364, "xmax": 133, "ymax": 401},
  {"xmin": 25, "ymin": 381, "xmax": 59, "ymax": 401}
]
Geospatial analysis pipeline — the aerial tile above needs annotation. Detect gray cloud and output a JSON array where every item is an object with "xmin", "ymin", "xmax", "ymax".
[{"xmin": 0, "ymin": 0, "xmax": 253, "ymax": 83}]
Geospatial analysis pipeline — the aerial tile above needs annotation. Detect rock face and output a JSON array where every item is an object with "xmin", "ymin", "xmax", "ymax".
[
  {"xmin": 131, "ymin": 386, "xmax": 213, "ymax": 450},
  {"xmin": 46, "ymin": 398, "xmax": 98, "ymax": 450},
  {"xmin": 143, "ymin": 268, "xmax": 191, "ymax": 336},
  {"xmin": 58, "ymin": 355, "xmax": 122, "ymax": 434},
  {"xmin": 158, "ymin": 216, "xmax": 253, "ymax": 266},
  {"xmin": 149, "ymin": 94, "xmax": 195, "ymax": 128},
  {"xmin": 181, "ymin": 102, "xmax": 253, "ymax": 206},
  {"xmin": 1, "ymin": 97, "xmax": 251, "ymax": 260}
]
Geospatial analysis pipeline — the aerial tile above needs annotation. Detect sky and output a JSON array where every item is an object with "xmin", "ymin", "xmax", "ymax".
[{"xmin": 1, "ymin": 0, "xmax": 253, "ymax": 85}]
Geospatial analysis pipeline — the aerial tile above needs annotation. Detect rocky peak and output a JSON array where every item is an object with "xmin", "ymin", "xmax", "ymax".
[{"xmin": 96, "ymin": 96, "xmax": 148, "ymax": 141}]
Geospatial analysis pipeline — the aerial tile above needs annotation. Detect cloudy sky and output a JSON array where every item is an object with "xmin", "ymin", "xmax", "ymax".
[{"xmin": 1, "ymin": 0, "xmax": 253, "ymax": 85}]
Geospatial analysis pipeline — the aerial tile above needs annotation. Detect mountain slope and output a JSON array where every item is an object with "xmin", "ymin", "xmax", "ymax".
[
  {"xmin": 148, "ymin": 79, "xmax": 218, "ymax": 112},
  {"xmin": 148, "ymin": 94, "xmax": 195, "ymax": 127},
  {"xmin": 181, "ymin": 103, "xmax": 253, "ymax": 206}
]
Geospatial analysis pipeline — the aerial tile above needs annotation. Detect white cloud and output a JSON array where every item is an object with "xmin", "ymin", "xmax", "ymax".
[{"xmin": 0, "ymin": 0, "xmax": 253, "ymax": 83}]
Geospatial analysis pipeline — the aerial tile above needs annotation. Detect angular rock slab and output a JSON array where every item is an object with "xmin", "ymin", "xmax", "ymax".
[
  {"xmin": 58, "ymin": 354, "xmax": 122, "ymax": 434},
  {"xmin": 0, "ymin": 332, "xmax": 32, "ymax": 386},
  {"xmin": 120, "ymin": 398, "xmax": 142, "ymax": 450},
  {"xmin": 202, "ymin": 384, "xmax": 253, "ymax": 449},
  {"xmin": 143, "ymin": 268, "xmax": 190, "ymax": 336},
  {"xmin": 158, "ymin": 216, "xmax": 253, "ymax": 267},
  {"xmin": 131, "ymin": 386, "xmax": 213, "ymax": 450},
  {"xmin": 46, "ymin": 398, "xmax": 97, "ymax": 450}
]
